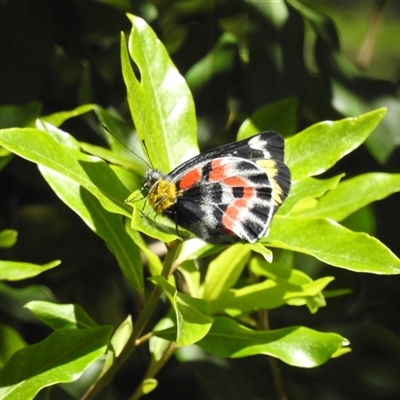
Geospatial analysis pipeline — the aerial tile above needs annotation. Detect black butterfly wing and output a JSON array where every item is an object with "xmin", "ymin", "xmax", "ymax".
[{"xmin": 162, "ymin": 132, "xmax": 291, "ymax": 244}]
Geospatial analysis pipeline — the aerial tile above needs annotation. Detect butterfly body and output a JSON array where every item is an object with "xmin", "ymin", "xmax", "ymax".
[{"xmin": 142, "ymin": 132, "xmax": 290, "ymax": 244}]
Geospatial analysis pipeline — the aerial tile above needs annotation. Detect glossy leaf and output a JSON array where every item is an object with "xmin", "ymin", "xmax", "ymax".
[
  {"xmin": 196, "ymin": 317, "xmax": 349, "ymax": 368},
  {"xmin": 121, "ymin": 15, "xmax": 199, "ymax": 172},
  {"xmin": 249, "ymin": 251, "xmax": 294, "ymax": 280},
  {"xmin": 238, "ymin": 97, "xmax": 298, "ymax": 139},
  {"xmin": 125, "ymin": 222, "xmax": 163, "ymax": 277},
  {"xmin": 177, "ymin": 261, "xmax": 201, "ymax": 297},
  {"xmin": 128, "ymin": 196, "xmax": 183, "ymax": 243},
  {"xmin": 151, "ymin": 276, "xmax": 213, "ymax": 347},
  {"xmin": 247, "ymin": 243, "xmax": 273, "ymax": 263},
  {"xmin": 149, "ymin": 314, "xmax": 175, "ymax": 363},
  {"xmin": 40, "ymin": 104, "xmax": 94, "ymax": 127},
  {"xmin": 210, "ymin": 270, "xmax": 332, "ymax": 313},
  {"xmin": 300, "ymin": 173, "xmax": 400, "ymax": 221},
  {"xmin": 0, "ymin": 325, "xmax": 26, "ymax": 368},
  {"xmin": 91, "ymin": 105, "xmax": 147, "ymax": 176},
  {"xmin": 0, "ymin": 128, "xmax": 131, "ymax": 218},
  {"xmin": 269, "ymin": 216, "xmax": 400, "ymax": 274},
  {"xmin": 111, "ymin": 316, "xmax": 133, "ymax": 357},
  {"xmin": 0, "ymin": 260, "xmax": 61, "ymax": 281},
  {"xmin": 174, "ymin": 238, "xmax": 224, "ymax": 266},
  {"xmin": 39, "ymin": 167, "xmax": 144, "ymax": 293},
  {"xmin": 286, "ymin": 108, "xmax": 387, "ymax": 182},
  {"xmin": 202, "ymin": 244, "xmax": 251, "ymax": 301},
  {"xmin": 80, "ymin": 141, "xmax": 143, "ymax": 177},
  {"xmin": 279, "ymin": 175, "xmax": 343, "ymax": 215},
  {"xmin": 25, "ymin": 301, "xmax": 98, "ymax": 330},
  {"xmin": 0, "ymin": 327, "xmax": 113, "ymax": 400}
]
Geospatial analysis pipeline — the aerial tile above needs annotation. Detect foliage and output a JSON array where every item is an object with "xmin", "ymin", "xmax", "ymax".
[{"xmin": 0, "ymin": 1, "xmax": 400, "ymax": 399}]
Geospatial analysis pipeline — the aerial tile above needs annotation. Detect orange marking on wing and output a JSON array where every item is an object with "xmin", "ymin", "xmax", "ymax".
[
  {"xmin": 179, "ymin": 167, "xmax": 201, "ymax": 190},
  {"xmin": 223, "ymin": 176, "xmax": 247, "ymax": 187},
  {"xmin": 209, "ymin": 159, "xmax": 228, "ymax": 182},
  {"xmin": 222, "ymin": 199, "xmax": 249, "ymax": 231},
  {"xmin": 243, "ymin": 187, "xmax": 256, "ymax": 198}
]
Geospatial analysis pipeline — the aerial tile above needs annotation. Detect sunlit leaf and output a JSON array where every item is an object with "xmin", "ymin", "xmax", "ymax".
[
  {"xmin": 286, "ymin": 109, "xmax": 387, "ymax": 181},
  {"xmin": 169, "ymin": 317, "xmax": 349, "ymax": 368},
  {"xmin": 121, "ymin": 15, "xmax": 199, "ymax": 172},
  {"xmin": 25, "ymin": 301, "xmax": 98, "ymax": 330},
  {"xmin": 0, "ymin": 327, "xmax": 112, "ymax": 400},
  {"xmin": 0, "ymin": 260, "xmax": 61, "ymax": 281},
  {"xmin": 269, "ymin": 216, "xmax": 400, "ymax": 274}
]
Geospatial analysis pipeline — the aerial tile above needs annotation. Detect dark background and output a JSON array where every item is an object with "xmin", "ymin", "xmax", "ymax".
[{"xmin": 0, "ymin": 1, "xmax": 400, "ymax": 399}]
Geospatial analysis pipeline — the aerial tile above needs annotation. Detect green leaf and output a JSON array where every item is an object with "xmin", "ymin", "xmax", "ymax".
[
  {"xmin": 25, "ymin": 301, "xmax": 98, "ymax": 330},
  {"xmin": 0, "ymin": 148, "xmax": 13, "ymax": 172},
  {"xmin": 0, "ymin": 326, "xmax": 113, "ymax": 400},
  {"xmin": 202, "ymin": 244, "xmax": 251, "ymax": 302},
  {"xmin": 185, "ymin": 32, "xmax": 238, "ymax": 94},
  {"xmin": 88, "ymin": 105, "xmax": 147, "ymax": 176},
  {"xmin": 269, "ymin": 216, "xmax": 400, "ymax": 274},
  {"xmin": 174, "ymin": 238, "xmax": 225, "ymax": 266},
  {"xmin": 39, "ymin": 167, "xmax": 144, "ymax": 293},
  {"xmin": 210, "ymin": 268, "xmax": 332, "ymax": 314},
  {"xmin": 286, "ymin": 108, "xmax": 387, "ymax": 182},
  {"xmin": 40, "ymin": 104, "xmax": 94, "ymax": 127},
  {"xmin": 0, "ymin": 102, "xmax": 41, "ymax": 129},
  {"xmin": 111, "ymin": 316, "xmax": 133, "ymax": 357},
  {"xmin": 300, "ymin": 173, "xmax": 400, "ymax": 221},
  {"xmin": 279, "ymin": 175, "xmax": 344, "ymax": 215},
  {"xmin": 0, "ymin": 260, "xmax": 61, "ymax": 281},
  {"xmin": 0, "ymin": 283, "xmax": 56, "ymax": 321},
  {"xmin": 196, "ymin": 317, "xmax": 349, "ymax": 368},
  {"xmin": 250, "ymin": 250, "xmax": 294, "ymax": 280},
  {"xmin": 142, "ymin": 378, "xmax": 158, "ymax": 394},
  {"xmin": 366, "ymin": 97, "xmax": 400, "ymax": 164},
  {"xmin": 128, "ymin": 197, "xmax": 183, "ymax": 243},
  {"xmin": 238, "ymin": 97, "xmax": 298, "ymax": 139},
  {"xmin": 0, "ymin": 325, "xmax": 26, "ymax": 368},
  {"xmin": 151, "ymin": 276, "xmax": 213, "ymax": 347},
  {"xmin": 0, "ymin": 128, "xmax": 131, "ymax": 218},
  {"xmin": 0, "ymin": 230, "xmax": 18, "ymax": 249},
  {"xmin": 109, "ymin": 163, "xmax": 141, "ymax": 194},
  {"xmin": 125, "ymin": 221, "xmax": 163, "ymax": 277},
  {"xmin": 178, "ymin": 261, "xmax": 202, "ymax": 297},
  {"xmin": 80, "ymin": 141, "xmax": 143, "ymax": 178},
  {"xmin": 246, "ymin": 243, "xmax": 273, "ymax": 263},
  {"xmin": 149, "ymin": 314, "xmax": 175, "ymax": 363},
  {"xmin": 121, "ymin": 15, "xmax": 199, "ymax": 172}
]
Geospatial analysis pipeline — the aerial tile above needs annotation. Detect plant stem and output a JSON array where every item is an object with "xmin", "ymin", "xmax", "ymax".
[
  {"xmin": 128, "ymin": 342, "xmax": 178, "ymax": 400},
  {"xmin": 259, "ymin": 310, "xmax": 287, "ymax": 400},
  {"xmin": 81, "ymin": 240, "xmax": 181, "ymax": 399},
  {"xmin": 356, "ymin": 0, "xmax": 387, "ymax": 69}
]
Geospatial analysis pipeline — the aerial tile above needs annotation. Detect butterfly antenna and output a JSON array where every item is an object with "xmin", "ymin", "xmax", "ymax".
[
  {"xmin": 101, "ymin": 123, "xmax": 152, "ymax": 169},
  {"xmin": 141, "ymin": 140, "xmax": 154, "ymax": 170}
]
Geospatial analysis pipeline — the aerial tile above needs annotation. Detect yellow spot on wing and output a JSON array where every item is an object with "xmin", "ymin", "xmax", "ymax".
[{"xmin": 256, "ymin": 159, "xmax": 283, "ymax": 206}]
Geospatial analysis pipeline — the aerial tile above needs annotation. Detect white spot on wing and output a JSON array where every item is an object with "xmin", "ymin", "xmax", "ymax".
[{"xmin": 248, "ymin": 136, "xmax": 271, "ymax": 158}]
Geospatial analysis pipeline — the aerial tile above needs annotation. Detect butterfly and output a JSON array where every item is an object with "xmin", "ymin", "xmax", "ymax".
[{"xmin": 138, "ymin": 132, "xmax": 291, "ymax": 244}]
